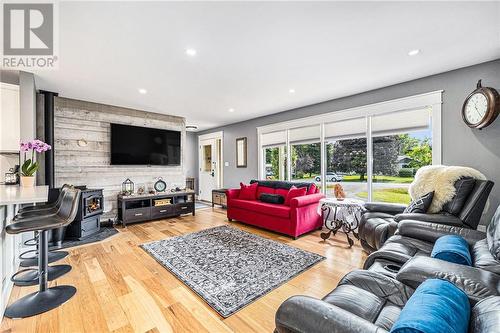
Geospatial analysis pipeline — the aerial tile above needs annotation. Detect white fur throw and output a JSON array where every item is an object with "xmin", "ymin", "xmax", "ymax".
[{"xmin": 409, "ymin": 165, "xmax": 486, "ymax": 213}]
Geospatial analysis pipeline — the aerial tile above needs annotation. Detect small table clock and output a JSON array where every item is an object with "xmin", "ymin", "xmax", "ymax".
[{"xmin": 154, "ymin": 177, "xmax": 167, "ymax": 192}]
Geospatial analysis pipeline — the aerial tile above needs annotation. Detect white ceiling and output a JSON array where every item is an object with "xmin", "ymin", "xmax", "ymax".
[{"xmin": 33, "ymin": 1, "xmax": 500, "ymax": 131}]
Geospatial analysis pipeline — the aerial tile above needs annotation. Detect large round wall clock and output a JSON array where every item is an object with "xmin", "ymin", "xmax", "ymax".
[
  {"xmin": 462, "ymin": 80, "xmax": 500, "ymax": 129},
  {"xmin": 154, "ymin": 178, "xmax": 167, "ymax": 192}
]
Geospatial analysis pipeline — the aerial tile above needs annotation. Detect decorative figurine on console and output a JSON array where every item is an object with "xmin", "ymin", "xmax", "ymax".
[{"xmin": 137, "ymin": 185, "xmax": 145, "ymax": 195}]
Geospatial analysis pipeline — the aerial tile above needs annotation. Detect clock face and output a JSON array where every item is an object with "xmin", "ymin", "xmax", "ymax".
[
  {"xmin": 464, "ymin": 92, "xmax": 488, "ymax": 125},
  {"xmin": 154, "ymin": 179, "xmax": 166, "ymax": 192}
]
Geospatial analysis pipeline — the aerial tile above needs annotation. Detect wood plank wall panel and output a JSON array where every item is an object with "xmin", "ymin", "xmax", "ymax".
[{"xmin": 53, "ymin": 97, "xmax": 186, "ymax": 220}]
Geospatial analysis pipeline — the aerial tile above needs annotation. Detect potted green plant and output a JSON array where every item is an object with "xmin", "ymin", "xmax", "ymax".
[{"xmin": 19, "ymin": 139, "xmax": 51, "ymax": 187}]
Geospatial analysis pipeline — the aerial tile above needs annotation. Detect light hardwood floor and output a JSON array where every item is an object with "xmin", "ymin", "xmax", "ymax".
[{"xmin": 1, "ymin": 207, "xmax": 367, "ymax": 333}]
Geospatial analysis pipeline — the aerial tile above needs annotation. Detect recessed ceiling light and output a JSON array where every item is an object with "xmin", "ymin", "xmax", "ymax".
[
  {"xmin": 289, "ymin": 88, "xmax": 296, "ymax": 94},
  {"xmin": 186, "ymin": 125, "xmax": 198, "ymax": 131},
  {"xmin": 228, "ymin": 108, "xmax": 235, "ymax": 113},
  {"xmin": 186, "ymin": 48, "xmax": 197, "ymax": 56},
  {"xmin": 138, "ymin": 88, "xmax": 147, "ymax": 94},
  {"xmin": 408, "ymin": 49, "xmax": 420, "ymax": 56}
]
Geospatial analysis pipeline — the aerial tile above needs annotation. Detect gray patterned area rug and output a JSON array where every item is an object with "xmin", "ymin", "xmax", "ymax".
[{"xmin": 141, "ymin": 225, "xmax": 324, "ymax": 317}]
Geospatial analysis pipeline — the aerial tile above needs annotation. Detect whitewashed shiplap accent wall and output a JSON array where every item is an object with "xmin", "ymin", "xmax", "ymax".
[{"xmin": 53, "ymin": 97, "xmax": 186, "ymax": 219}]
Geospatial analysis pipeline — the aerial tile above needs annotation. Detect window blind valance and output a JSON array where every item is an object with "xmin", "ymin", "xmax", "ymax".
[
  {"xmin": 289, "ymin": 125, "xmax": 320, "ymax": 144},
  {"xmin": 372, "ymin": 108, "xmax": 430, "ymax": 136},
  {"xmin": 324, "ymin": 117, "xmax": 366, "ymax": 141},
  {"xmin": 261, "ymin": 130, "xmax": 286, "ymax": 147}
]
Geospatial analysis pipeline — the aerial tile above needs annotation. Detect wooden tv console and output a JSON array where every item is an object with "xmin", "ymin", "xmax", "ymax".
[{"xmin": 117, "ymin": 191, "xmax": 195, "ymax": 226}]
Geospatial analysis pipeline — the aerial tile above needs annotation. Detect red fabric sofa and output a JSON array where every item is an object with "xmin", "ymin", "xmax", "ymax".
[{"xmin": 226, "ymin": 180, "xmax": 325, "ymax": 239}]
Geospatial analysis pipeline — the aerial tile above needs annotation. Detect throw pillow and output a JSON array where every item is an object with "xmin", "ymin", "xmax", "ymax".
[
  {"xmin": 442, "ymin": 177, "xmax": 476, "ymax": 216},
  {"xmin": 284, "ymin": 186, "xmax": 307, "ymax": 206},
  {"xmin": 239, "ymin": 182, "xmax": 258, "ymax": 200},
  {"xmin": 431, "ymin": 235, "xmax": 472, "ymax": 266},
  {"xmin": 404, "ymin": 191, "xmax": 434, "ymax": 214},
  {"xmin": 390, "ymin": 279, "xmax": 470, "ymax": 333},
  {"xmin": 307, "ymin": 183, "xmax": 317, "ymax": 195},
  {"xmin": 259, "ymin": 193, "xmax": 285, "ymax": 204}
]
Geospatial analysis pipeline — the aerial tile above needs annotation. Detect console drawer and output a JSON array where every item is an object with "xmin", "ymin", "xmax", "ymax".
[
  {"xmin": 124, "ymin": 207, "xmax": 151, "ymax": 222},
  {"xmin": 151, "ymin": 205, "xmax": 176, "ymax": 219},
  {"xmin": 176, "ymin": 203, "xmax": 194, "ymax": 215}
]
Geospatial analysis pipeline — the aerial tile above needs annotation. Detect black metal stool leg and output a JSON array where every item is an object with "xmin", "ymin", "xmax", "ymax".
[{"xmin": 4, "ymin": 231, "xmax": 76, "ymax": 319}]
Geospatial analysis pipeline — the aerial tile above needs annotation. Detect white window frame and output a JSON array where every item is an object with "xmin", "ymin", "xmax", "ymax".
[{"xmin": 257, "ymin": 90, "xmax": 443, "ymax": 200}]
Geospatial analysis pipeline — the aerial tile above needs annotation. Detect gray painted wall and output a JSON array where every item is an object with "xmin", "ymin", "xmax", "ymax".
[
  {"xmin": 198, "ymin": 59, "xmax": 500, "ymax": 225},
  {"xmin": 185, "ymin": 131, "xmax": 199, "ymax": 194}
]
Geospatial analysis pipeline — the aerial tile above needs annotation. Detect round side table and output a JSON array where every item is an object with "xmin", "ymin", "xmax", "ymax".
[{"xmin": 319, "ymin": 198, "xmax": 365, "ymax": 247}]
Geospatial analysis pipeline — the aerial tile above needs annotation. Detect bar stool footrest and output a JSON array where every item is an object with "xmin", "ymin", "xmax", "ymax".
[
  {"xmin": 20, "ymin": 251, "xmax": 69, "ymax": 267},
  {"xmin": 23, "ymin": 236, "xmax": 39, "ymax": 247},
  {"xmin": 12, "ymin": 265, "xmax": 72, "ymax": 286}
]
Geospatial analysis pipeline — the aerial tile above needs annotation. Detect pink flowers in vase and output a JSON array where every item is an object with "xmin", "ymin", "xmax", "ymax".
[{"xmin": 19, "ymin": 139, "xmax": 52, "ymax": 177}]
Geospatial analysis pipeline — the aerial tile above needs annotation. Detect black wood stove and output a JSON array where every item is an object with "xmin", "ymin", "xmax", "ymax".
[{"xmin": 65, "ymin": 186, "xmax": 104, "ymax": 240}]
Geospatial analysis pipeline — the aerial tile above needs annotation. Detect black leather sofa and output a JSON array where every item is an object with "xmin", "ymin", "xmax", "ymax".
[
  {"xmin": 275, "ymin": 270, "xmax": 500, "ymax": 333},
  {"xmin": 358, "ymin": 178, "xmax": 493, "ymax": 253},
  {"xmin": 275, "ymin": 205, "xmax": 500, "ymax": 333},
  {"xmin": 364, "ymin": 205, "xmax": 500, "ymax": 277}
]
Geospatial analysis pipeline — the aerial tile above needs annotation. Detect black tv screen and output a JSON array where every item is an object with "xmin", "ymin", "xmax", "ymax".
[{"xmin": 110, "ymin": 123, "xmax": 181, "ymax": 165}]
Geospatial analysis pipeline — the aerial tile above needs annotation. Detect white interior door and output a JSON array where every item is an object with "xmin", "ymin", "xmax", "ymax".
[{"xmin": 199, "ymin": 138, "xmax": 218, "ymax": 202}]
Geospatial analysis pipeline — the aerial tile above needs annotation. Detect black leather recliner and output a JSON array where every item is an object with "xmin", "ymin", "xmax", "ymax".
[
  {"xmin": 358, "ymin": 178, "xmax": 494, "ymax": 253},
  {"xmin": 275, "ymin": 270, "xmax": 500, "ymax": 333},
  {"xmin": 364, "ymin": 204, "xmax": 500, "ymax": 277}
]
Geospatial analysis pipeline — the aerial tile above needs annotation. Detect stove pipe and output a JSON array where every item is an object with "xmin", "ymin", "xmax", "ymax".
[{"xmin": 39, "ymin": 90, "xmax": 58, "ymax": 188}]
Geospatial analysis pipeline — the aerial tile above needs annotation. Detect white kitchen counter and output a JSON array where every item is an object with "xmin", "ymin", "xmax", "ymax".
[{"xmin": 0, "ymin": 185, "xmax": 48, "ymax": 206}]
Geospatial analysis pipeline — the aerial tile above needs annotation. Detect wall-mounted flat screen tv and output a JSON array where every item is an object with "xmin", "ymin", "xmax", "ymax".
[{"xmin": 110, "ymin": 123, "xmax": 181, "ymax": 165}]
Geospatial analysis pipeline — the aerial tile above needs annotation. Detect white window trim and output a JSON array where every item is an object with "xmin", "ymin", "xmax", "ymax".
[{"xmin": 257, "ymin": 90, "xmax": 443, "ymax": 185}]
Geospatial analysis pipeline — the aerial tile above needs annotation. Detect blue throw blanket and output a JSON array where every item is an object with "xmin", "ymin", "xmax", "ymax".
[
  {"xmin": 431, "ymin": 235, "xmax": 472, "ymax": 266},
  {"xmin": 391, "ymin": 279, "xmax": 470, "ymax": 333}
]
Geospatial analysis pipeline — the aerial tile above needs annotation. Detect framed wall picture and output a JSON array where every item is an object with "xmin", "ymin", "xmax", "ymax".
[{"xmin": 236, "ymin": 137, "xmax": 247, "ymax": 168}]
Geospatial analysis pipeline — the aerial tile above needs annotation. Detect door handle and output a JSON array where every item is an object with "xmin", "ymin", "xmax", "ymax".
[
  {"xmin": 134, "ymin": 213, "xmax": 143, "ymax": 216},
  {"xmin": 211, "ymin": 171, "xmax": 215, "ymax": 177}
]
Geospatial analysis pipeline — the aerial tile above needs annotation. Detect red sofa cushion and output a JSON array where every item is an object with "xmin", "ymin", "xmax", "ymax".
[
  {"xmin": 275, "ymin": 188, "xmax": 289, "ymax": 198},
  {"xmin": 239, "ymin": 182, "xmax": 258, "ymax": 200},
  {"xmin": 230, "ymin": 199, "xmax": 290, "ymax": 219},
  {"xmin": 257, "ymin": 186, "xmax": 275, "ymax": 199},
  {"xmin": 307, "ymin": 183, "xmax": 317, "ymax": 195},
  {"xmin": 284, "ymin": 186, "xmax": 307, "ymax": 206}
]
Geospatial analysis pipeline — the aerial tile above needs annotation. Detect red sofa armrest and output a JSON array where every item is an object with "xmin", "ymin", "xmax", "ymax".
[
  {"xmin": 226, "ymin": 189, "xmax": 240, "ymax": 200},
  {"xmin": 290, "ymin": 193, "xmax": 325, "ymax": 208}
]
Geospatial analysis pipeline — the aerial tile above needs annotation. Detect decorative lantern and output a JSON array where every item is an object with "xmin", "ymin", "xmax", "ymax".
[
  {"xmin": 122, "ymin": 178, "xmax": 134, "ymax": 195},
  {"xmin": 5, "ymin": 167, "xmax": 18, "ymax": 185}
]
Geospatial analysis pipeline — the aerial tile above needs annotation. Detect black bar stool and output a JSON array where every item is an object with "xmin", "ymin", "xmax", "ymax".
[
  {"xmin": 16, "ymin": 184, "xmax": 71, "ymax": 216},
  {"xmin": 4, "ymin": 188, "xmax": 81, "ymax": 318},
  {"xmin": 15, "ymin": 185, "xmax": 71, "ymax": 268}
]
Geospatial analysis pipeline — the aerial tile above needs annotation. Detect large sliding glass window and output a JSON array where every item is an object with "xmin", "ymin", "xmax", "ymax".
[
  {"xmin": 324, "ymin": 117, "xmax": 367, "ymax": 200},
  {"xmin": 370, "ymin": 108, "xmax": 432, "ymax": 204},
  {"xmin": 257, "ymin": 92, "xmax": 440, "ymax": 202},
  {"xmin": 289, "ymin": 125, "xmax": 321, "ymax": 189},
  {"xmin": 264, "ymin": 146, "xmax": 287, "ymax": 180},
  {"xmin": 261, "ymin": 130, "xmax": 287, "ymax": 180}
]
